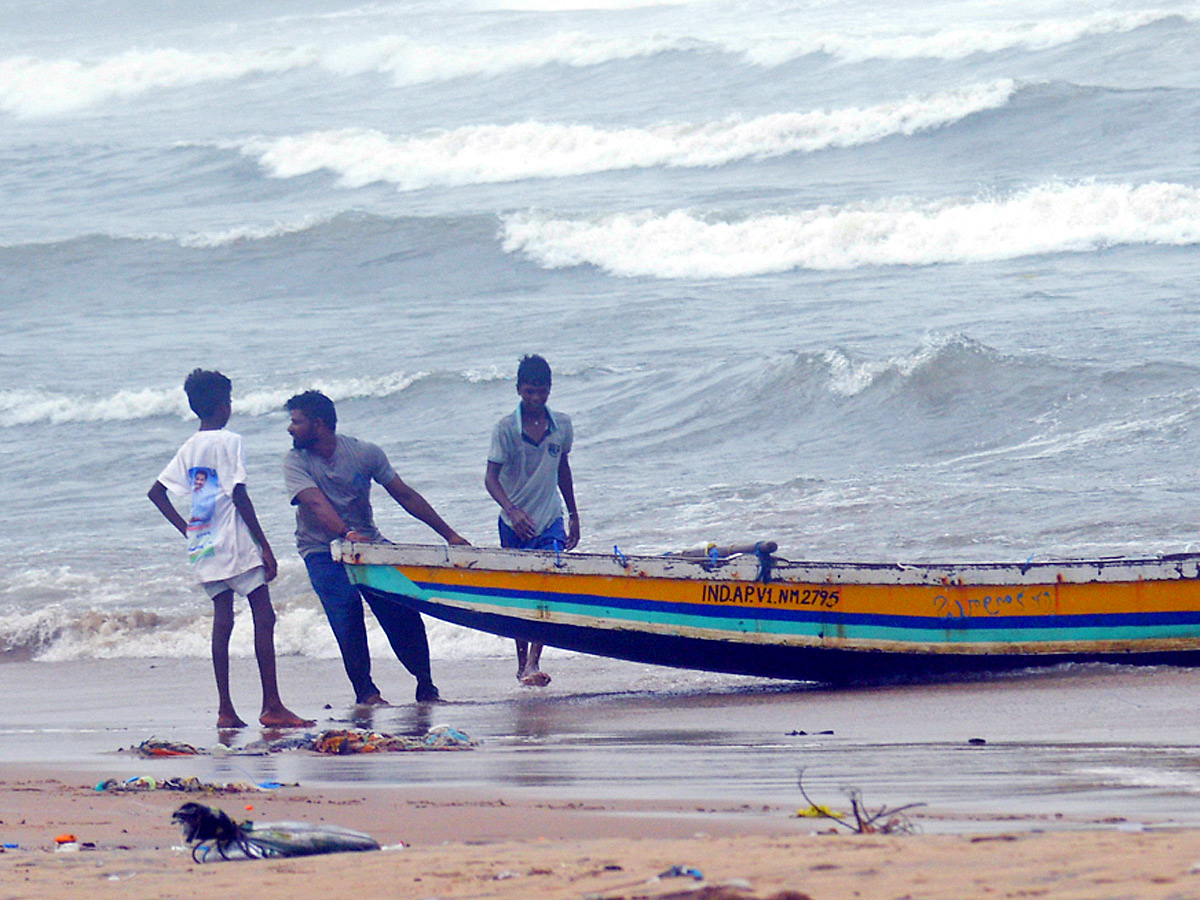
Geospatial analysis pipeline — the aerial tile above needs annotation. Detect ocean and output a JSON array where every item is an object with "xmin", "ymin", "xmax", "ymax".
[{"xmin": 5, "ymin": 0, "xmax": 1200, "ymax": 821}]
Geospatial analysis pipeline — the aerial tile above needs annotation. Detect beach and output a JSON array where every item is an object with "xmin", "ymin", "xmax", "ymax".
[
  {"xmin": 6, "ymin": 654, "xmax": 1200, "ymax": 897},
  {"xmin": 7, "ymin": 769, "xmax": 1200, "ymax": 900},
  {"xmin": 7, "ymin": 0, "xmax": 1200, "ymax": 895}
]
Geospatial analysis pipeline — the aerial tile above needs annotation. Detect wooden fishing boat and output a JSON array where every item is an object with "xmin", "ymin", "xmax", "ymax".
[{"xmin": 339, "ymin": 540, "xmax": 1200, "ymax": 682}]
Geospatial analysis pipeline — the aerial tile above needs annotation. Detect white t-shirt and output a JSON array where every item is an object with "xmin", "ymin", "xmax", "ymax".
[
  {"xmin": 488, "ymin": 406, "xmax": 573, "ymax": 535},
  {"xmin": 157, "ymin": 429, "xmax": 264, "ymax": 582}
]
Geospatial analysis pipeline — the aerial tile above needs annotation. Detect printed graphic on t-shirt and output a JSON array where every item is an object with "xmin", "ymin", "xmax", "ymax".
[{"xmin": 187, "ymin": 466, "xmax": 220, "ymax": 564}]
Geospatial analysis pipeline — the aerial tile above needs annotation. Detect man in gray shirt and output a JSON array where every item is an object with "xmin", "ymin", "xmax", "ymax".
[{"xmin": 283, "ymin": 390, "xmax": 468, "ymax": 705}]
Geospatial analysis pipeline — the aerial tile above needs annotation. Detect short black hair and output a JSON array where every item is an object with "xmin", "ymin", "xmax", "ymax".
[
  {"xmin": 183, "ymin": 369, "xmax": 231, "ymax": 418},
  {"xmin": 516, "ymin": 354, "xmax": 552, "ymax": 387},
  {"xmin": 285, "ymin": 390, "xmax": 337, "ymax": 431}
]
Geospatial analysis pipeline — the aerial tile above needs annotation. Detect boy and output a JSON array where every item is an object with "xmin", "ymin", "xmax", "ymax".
[
  {"xmin": 149, "ymin": 369, "xmax": 313, "ymax": 729},
  {"xmin": 485, "ymin": 354, "xmax": 580, "ymax": 686}
]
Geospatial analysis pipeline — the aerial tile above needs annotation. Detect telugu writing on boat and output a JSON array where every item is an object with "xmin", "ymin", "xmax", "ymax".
[{"xmin": 935, "ymin": 590, "xmax": 1054, "ymax": 618}]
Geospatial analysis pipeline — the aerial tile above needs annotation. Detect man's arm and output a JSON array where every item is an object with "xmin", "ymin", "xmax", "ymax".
[
  {"xmin": 292, "ymin": 486, "xmax": 360, "ymax": 540},
  {"xmin": 485, "ymin": 460, "xmax": 537, "ymax": 540},
  {"xmin": 231, "ymin": 483, "xmax": 277, "ymax": 581},
  {"xmin": 384, "ymin": 476, "xmax": 469, "ymax": 545},
  {"xmin": 147, "ymin": 481, "xmax": 187, "ymax": 537},
  {"xmin": 557, "ymin": 452, "xmax": 580, "ymax": 551}
]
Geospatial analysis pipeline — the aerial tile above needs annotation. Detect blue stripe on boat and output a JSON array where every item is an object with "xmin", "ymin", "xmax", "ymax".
[{"xmin": 409, "ymin": 579, "xmax": 1200, "ymax": 639}]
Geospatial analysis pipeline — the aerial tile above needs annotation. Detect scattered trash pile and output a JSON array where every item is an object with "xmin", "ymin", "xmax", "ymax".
[
  {"xmin": 306, "ymin": 726, "xmax": 475, "ymax": 754},
  {"xmin": 121, "ymin": 724, "xmax": 476, "ymax": 758},
  {"xmin": 96, "ymin": 775, "xmax": 287, "ymax": 795},
  {"xmin": 97, "ymin": 727, "xmax": 477, "ymax": 796},
  {"xmin": 173, "ymin": 802, "xmax": 380, "ymax": 863},
  {"xmin": 577, "ymin": 863, "xmax": 815, "ymax": 900},
  {"xmin": 126, "ymin": 739, "xmax": 203, "ymax": 757}
]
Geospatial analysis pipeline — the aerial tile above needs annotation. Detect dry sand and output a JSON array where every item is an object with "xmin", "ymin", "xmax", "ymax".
[{"xmin": 4, "ymin": 768, "xmax": 1200, "ymax": 900}]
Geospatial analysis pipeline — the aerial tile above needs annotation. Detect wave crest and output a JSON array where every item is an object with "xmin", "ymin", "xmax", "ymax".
[
  {"xmin": 0, "ymin": 372, "xmax": 425, "ymax": 427},
  {"xmin": 241, "ymin": 80, "xmax": 1016, "ymax": 189},
  {"xmin": 740, "ymin": 10, "xmax": 1177, "ymax": 65},
  {"xmin": 0, "ymin": 8, "xmax": 1174, "ymax": 118},
  {"xmin": 501, "ymin": 181, "xmax": 1200, "ymax": 277},
  {"xmin": 0, "ymin": 46, "xmax": 317, "ymax": 117}
]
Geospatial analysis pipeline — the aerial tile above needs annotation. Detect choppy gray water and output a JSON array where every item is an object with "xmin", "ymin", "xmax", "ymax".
[{"xmin": 5, "ymin": 0, "xmax": 1200, "ymax": 670}]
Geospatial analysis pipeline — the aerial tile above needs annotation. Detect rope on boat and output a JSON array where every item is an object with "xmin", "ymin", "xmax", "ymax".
[{"xmin": 755, "ymin": 542, "xmax": 775, "ymax": 583}]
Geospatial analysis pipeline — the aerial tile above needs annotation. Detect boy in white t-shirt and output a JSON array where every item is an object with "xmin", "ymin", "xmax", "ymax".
[{"xmin": 149, "ymin": 369, "xmax": 313, "ymax": 729}]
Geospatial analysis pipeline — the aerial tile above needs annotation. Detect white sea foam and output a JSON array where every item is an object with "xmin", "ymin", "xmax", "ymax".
[
  {"xmin": 0, "ymin": 387, "xmax": 191, "ymax": 426},
  {"xmin": 241, "ymin": 80, "xmax": 1016, "ymax": 189},
  {"xmin": 737, "ymin": 10, "xmax": 1176, "ymax": 66},
  {"xmin": 0, "ymin": 7, "xmax": 1173, "ymax": 117},
  {"xmin": 1078, "ymin": 765, "xmax": 1200, "ymax": 792},
  {"xmin": 1, "ymin": 562, "xmax": 512, "ymax": 661},
  {"xmin": 0, "ymin": 46, "xmax": 318, "ymax": 117},
  {"xmin": 822, "ymin": 337, "xmax": 966, "ymax": 397},
  {"xmin": 320, "ymin": 30, "xmax": 692, "ymax": 84},
  {"xmin": 943, "ymin": 407, "xmax": 1193, "ymax": 466},
  {"xmin": 500, "ymin": 181, "xmax": 1200, "ymax": 277},
  {"xmin": 13, "ymin": 599, "xmax": 509, "ymax": 662},
  {"xmin": 0, "ymin": 373, "xmax": 425, "ymax": 426},
  {"xmin": 169, "ymin": 213, "xmax": 338, "ymax": 249},
  {"xmin": 0, "ymin": 34, "xmax": 683, "ymax": 116}
]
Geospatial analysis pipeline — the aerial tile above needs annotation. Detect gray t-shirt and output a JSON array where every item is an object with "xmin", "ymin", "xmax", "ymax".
[
  {"xmin": 282, "ymin": 434, "xmax": 398, "ymax": 558},
  {"xmin": 488, "ymin": 406, "xmax": 573, "ymax": 535}
]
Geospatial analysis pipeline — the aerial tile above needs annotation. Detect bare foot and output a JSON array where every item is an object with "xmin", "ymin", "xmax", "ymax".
[
  {"xmin": 519, "ymin": 670, "xmax": 551, "ymax": 687},
  {"xmin": 360, "ymin": 693, "xmax": 391, "ymax": 707},
  {"xmin": 217, "ymin": 712, "xmax": 248, "ymax": 728},
  {"xmin": 259, "ymin": 707, "xmax": 316, "ymax": 728}
]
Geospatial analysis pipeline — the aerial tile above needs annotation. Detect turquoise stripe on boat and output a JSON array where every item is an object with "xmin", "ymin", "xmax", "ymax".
[{"xmin": 349, "ymin": 565, "xmax": 1200, "ymax": 647}]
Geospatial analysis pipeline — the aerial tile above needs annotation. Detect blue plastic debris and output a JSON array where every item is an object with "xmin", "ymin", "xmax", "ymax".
[{"xmin": 659, "ymin": 866, "xmax": 703, "ymax": 880}]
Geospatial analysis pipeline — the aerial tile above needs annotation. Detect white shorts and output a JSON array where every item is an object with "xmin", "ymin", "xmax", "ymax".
[{"xmin": 202, "ymin": 566, "xmax": 267, "ymax": 599}]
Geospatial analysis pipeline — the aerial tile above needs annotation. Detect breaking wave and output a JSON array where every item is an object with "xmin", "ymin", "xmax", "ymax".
[
  {"xmin": 0, "ymin": 9, "xmax": 1177, "ymax": 117},
  {"xmin": 737, "ymin": 9, "xmax": 1180, "ymax": 66},
  {"xmin": 501, "ymin": 181, "xmax": 1200, "ymax": 277},
  {"xmin": 240, "ymin": 81, "xmax": 1017, "ymax": 189},
  {"xmin": 0, "ymin": 372, "xmax": 426, "ymax": 427}
]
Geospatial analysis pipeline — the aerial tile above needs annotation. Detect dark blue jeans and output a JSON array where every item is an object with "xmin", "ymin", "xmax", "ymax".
[
  {"xmin": 498, "ymin": 516, "xmax": 566, "ymax": 551},
  {"xmin": 303, "ymin": 550, "xmax": 434, "ymax": 703}
]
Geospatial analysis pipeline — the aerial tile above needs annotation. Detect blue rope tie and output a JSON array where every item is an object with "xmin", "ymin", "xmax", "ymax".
[{"xmin": 755, "ymin": 542, "xmax": 774, "ymax": 583}]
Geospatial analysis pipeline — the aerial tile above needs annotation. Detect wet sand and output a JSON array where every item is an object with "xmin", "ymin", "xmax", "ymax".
[
  {"xmin": 6, "ymin": 654, "xmax": 1200, "ymax": 827},
  {"xmin": 7, "ymin": 654, "xmax": 1200, "ymax": 896}
]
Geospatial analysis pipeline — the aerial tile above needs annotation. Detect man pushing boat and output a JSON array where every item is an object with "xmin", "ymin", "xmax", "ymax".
[{"xmin": 283, "ymin": 390, "xmax": 469, "ymax": 707}]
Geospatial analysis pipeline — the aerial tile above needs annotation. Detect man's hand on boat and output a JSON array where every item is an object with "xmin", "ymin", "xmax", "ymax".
[{"xmin": 343, "ymin": 529, "xmax": 470, "ymax": 547}]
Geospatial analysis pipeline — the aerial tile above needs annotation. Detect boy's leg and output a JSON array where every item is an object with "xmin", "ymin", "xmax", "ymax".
[
  {"xmin": 303, "ymin": 551, "xmax": 381, "ymax": 704},
  {"xmin": 515, "ymin": 639, "xmax": 528, "ymax": 679},
  {"xmin": 517, "ymin": 641, "xmax": 550, "ymax": 686},
  {"xmin": 211, "ymin": 589, "xmax": 247, "ymax": 728},
  {"xmin": 246, "ymin": 584, "xmax": 315, "ymax": 728},
  {"xmin": 364, "ymin": 591, "xmax": 439, "ymax": 702},
  {"xmin": 499, "ymin": 517, "xmax": 546, "ymax": 686},
  {"xmin": 514, "ymin": 523, "xmax": 563, "ymax": 687}
]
